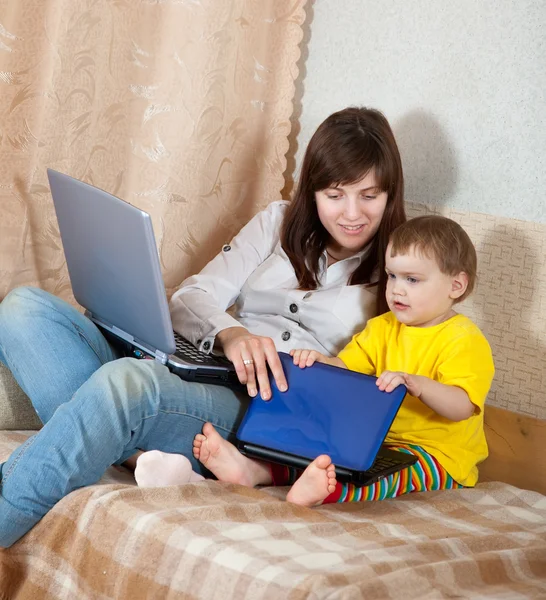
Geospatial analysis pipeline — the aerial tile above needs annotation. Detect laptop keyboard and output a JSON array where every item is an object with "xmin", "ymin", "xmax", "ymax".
[
  {"xmin": 173, "ymin": 332, "xmax": 231, "ymax": 366},
  {"xmin": 367, "ymin": 454, "xmax": 407, "ymax": 474}
]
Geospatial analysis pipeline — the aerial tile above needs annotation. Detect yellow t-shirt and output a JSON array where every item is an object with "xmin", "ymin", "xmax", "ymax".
[{"xmin": 337, "ymin": 311, "xmax": 495, "ymax": 486}]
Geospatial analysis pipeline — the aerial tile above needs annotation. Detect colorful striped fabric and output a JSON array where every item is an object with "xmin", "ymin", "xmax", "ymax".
[{"xmin": 269, "ymin": 445, "xmax": 463, "ymax": 504}]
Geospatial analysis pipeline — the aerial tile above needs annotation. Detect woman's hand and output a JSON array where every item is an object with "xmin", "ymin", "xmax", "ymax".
[
  {"xmin": 376, "ymin": 370, "xmax": 423, "ymax": 396},
  {"xmin": 290, "ymin": 349, "xmax": 347, "ymax": 370},
  {"xmin": 217, "ymin": 327, "xmax": 287, "ymax": 401}
]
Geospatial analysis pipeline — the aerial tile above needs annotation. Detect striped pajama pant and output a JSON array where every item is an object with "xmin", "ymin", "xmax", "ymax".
[{"xmin": 269, "ymin": 445, "xmax": 463, "ymax": 504}]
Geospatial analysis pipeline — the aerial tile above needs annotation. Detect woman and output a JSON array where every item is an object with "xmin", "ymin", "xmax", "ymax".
[{"xmin": 0, "ymin": 107, "xmax": 405, "ymax": 547}]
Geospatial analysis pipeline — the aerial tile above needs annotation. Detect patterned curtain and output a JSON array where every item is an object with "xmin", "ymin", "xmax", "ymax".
[{"xmin": 0, "ymin": 0, "xmax": 307, "ymax": 301}]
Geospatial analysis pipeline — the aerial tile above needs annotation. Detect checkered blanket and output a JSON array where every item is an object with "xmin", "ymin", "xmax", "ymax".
[{"xmin": 1, "ymin": 431, "xmax": 545, "ymax": 599}]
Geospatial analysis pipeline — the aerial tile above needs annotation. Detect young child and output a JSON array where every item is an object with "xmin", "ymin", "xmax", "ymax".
[{"xmin": 138, "ymin": 215, "xmax": 495, "ymax": 507}]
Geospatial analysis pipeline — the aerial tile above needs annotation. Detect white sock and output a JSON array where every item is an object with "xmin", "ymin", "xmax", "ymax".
[{"xmin": 134, "ymin": 450, "xmax": 205, "ymax": 488}]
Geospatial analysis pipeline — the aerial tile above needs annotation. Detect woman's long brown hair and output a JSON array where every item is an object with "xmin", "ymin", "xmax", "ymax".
[{"xmin": 280, "ymin": 107, "xmax": 406, "ymax": 315}]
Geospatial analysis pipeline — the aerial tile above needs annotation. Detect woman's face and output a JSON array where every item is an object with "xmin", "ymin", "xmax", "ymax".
[{"xmin": 315, "ymin": 170, "xmax": 388, "ymax": 260}]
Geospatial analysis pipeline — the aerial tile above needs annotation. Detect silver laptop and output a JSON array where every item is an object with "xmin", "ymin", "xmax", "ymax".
[{"xmin": 47, "ymin": 169, "xmax": 236, "ymax": 384}]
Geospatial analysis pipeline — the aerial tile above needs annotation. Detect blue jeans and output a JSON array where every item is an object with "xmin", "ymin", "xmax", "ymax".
[{"xmin": 0, "ymin": 287, "xmax": 249, "ymax": 547}]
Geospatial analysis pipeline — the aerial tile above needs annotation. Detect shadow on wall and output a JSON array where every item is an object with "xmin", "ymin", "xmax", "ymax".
[
  {"xmin": 393, "ymin": 110, "xmax": 459, "ymax": 210},
  {"xmin": 466, "ymin": 223, "xmax": 546, "ymax": 416}
]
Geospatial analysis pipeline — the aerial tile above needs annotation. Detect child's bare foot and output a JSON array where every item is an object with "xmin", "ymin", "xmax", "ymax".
[
  {"xmin": 193, "ymin": 423, "xmax": 272, "ymax": 487},
  {"xmin": 286, "ymin": 455, "xmax": 337, "ymax": 507}
]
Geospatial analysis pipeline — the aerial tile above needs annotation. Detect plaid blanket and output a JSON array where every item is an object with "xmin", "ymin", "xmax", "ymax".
[{"xmin": 1, "ymin": 431, "xmax": 545, "ymax": 599}]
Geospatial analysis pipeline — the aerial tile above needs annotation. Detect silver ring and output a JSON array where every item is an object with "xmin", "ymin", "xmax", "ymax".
[{"xmin": 243, "ymin": 359, "xmax": 254, "ymax": 366}]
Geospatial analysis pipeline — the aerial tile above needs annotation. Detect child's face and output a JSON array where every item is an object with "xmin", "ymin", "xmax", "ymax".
[{"xmin": 385, "ymin": 244, "xmax": 467, "ymax": 327}]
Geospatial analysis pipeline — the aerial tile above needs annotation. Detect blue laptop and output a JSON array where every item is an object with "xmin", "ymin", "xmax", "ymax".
[{"xmin": 236, "ymin": 352, "xmax": 417, "ymax": 485}]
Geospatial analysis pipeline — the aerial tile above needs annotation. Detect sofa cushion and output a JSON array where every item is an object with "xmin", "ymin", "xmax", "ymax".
[{"xmin": 0, "ymin": 363, "xmax": 42, "ymax": 430}]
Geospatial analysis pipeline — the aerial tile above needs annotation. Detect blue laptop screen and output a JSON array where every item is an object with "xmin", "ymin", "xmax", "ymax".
[{"xmin": 236, "ymin": 352, "xmax": 407, "ymax": 471}]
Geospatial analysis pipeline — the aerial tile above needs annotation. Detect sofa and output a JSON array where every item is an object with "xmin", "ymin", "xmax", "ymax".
[
  {"xmin": 1, "ymin": 362, "xmax": 545, "ymax": 599},
  {"xmin": 0, "ymin": 363, "xmax": 41, "ymax": 431}
]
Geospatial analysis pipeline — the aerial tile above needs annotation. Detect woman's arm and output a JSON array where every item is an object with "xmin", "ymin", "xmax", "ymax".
[
  {"xmin": 169, "ymin": 201, "xmax": 288, "ymax": 348},
  {"xmin": 169, "ymin": 201, "xmax": 289, "ymax": 399}
]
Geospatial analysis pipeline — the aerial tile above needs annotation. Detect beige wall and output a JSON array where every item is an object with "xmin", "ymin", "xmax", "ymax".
[
  {"xmin": 291, "ymin": 1, "xmax": 546, "ymax": 418},
  {"xmin": 407, "ymin": 203, "xmax": 546, "ymax": 419},
  {"xmin": 293, "ymin": 0, "xmax": 546, "ymax": 223}
]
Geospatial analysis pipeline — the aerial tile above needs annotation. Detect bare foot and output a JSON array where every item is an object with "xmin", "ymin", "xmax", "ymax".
[
  {"xmin": 286, "ymin": 455, "xmax": 337, "ymax": 507},
  {"xmin": 193, "ymin": 422, "xmax": 272, "ymax": 487},
  {"xmin": 135, "ymin": 450, "xmax": 204, "ymax": 488}
]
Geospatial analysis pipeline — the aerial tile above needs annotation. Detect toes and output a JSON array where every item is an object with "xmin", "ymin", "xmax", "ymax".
[
  {"xmin": 202, "ymin": 422, "xmax": 215, "ymax": 436},
  {"xmin": 315, "ymin": 455, "xmax": 332, "ymax": 469}
]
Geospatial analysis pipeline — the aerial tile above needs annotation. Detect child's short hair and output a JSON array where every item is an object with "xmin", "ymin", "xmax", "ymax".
[{"xmin": 389, "ymin": 215, "xmax": 477, "ymax": 302}]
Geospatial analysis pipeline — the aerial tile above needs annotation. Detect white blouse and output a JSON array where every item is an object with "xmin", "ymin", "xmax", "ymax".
[{"xmin": 169, "ymin": 201, "xmax": 377, "ymax": 357}]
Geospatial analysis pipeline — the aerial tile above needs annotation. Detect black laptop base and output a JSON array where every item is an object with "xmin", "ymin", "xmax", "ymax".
[
  {"xmin": 169, "ymin": 333, "xmax": 238, "ymax": 385},
  {"xmin": 168, "ymin": 357, "xmax": 238, "ymax": 385},
  {"xmin": 237, "ymin": 441, "xmax": 418, "ymax": 486},
  {"xmin": 99, "ymin": 325, "xmax": 238, "ymax": 386}
]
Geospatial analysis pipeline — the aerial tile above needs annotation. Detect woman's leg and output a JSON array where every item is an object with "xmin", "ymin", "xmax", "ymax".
[
  {"xmin": 0, "ymin": 287, "xmax": 120, "ymax": 422},
  {"xmin": 134, "ymin": 451, "xmax": 205, "ymax": 487},
  {"xmin": 0, "ymin": 357, "xmax": 249, "ymax": 547}
]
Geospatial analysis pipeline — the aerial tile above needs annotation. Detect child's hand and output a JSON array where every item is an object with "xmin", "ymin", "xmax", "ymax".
[
  {"xmin": 290, "ymin": 349, "xmax": 326, "ymax": 368},
  {"xmin": 376, "ymin": 371, "xmax": 423, "ymax": 397}
]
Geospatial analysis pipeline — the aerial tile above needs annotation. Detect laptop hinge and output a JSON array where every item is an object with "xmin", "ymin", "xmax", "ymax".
[
  {"xmin": 131, "ymin": 337, "xmax": 169, "ymax": 365},
  {"xmin": 153, "ymin": 349, "xmax": 169, "ymax": 364},
  {"xmin": 88, "ymin": 312, "xmax": 169, "ymax": 366}
]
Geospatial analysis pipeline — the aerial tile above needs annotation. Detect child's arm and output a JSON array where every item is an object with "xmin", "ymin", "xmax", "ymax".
[
  {"xmin": 290, "ymin": 349, "xmax": 347, "ymax": 370},
  {"xmin": 377, "ymin": 371, "xmax": 475, "ymax": 422}
]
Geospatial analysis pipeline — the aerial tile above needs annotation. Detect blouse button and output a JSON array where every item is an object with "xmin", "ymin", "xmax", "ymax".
[
  {"xmin": 289, "ymin": 303, "xmax": 298, "ymax": 314},
  {"xmin": 222, "ymin": 244, "xmax": 231, "ymax": 252},
  {"xmin": 281, "ymin": 331, "xmax": 291, "ymax": 342},
  {"xmin": 203, "ymin": 341, "xmax": 211, "ymax": 351}
]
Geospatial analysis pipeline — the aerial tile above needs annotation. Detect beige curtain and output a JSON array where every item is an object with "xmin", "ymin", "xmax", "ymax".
[{"xmin": 0, "ymin": 0, "xmax": 307, "ymax": 302}]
